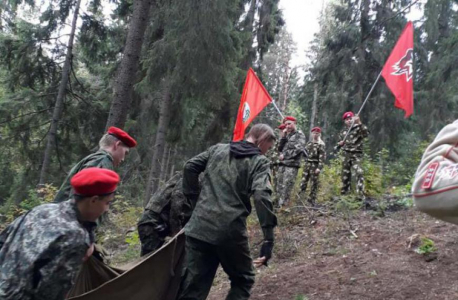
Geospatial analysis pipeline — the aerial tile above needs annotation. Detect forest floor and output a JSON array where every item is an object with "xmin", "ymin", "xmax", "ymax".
[{"xmin": 206, "ymin": 199, "xmax": 458, "ymax": 300}]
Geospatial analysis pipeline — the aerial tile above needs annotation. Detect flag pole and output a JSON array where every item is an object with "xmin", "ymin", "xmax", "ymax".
[
  {"xmin": 271, "ymin": 100, "xmax": 285, "ymax": 120},
  {"xmin": 341, "ymin": 71, "xmax": 382, "ymax": 144}
]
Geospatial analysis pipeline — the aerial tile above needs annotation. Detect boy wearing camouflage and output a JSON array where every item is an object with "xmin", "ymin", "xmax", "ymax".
[
  {"xmin": 338, "ymin": 111, "xmax": 369, "ymax": 196},
  {"xmin": 54, "ymin": 126, "xmax": 137, "ymax": 203},
  {"xmin": 265, "ymin": 123, "xmax": 286, "ymax": 192},
  {"xmin": 300, "ymin": 127, "xmax": 326, "ymax": 206},
  {"xmin": 0, "ymin": 168, "xmax": 120, "ymax": 300},
  {"xmin": 277, "ymin": 116, "xmax": 306, "ymax": 207},
  {"xmin": 138, "ymin": 172, "xmax": 191, "ymax": 256}
]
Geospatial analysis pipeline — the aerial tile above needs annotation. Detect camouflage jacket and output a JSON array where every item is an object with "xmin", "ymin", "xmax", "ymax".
[
  {"xmin": 183, "ymin": 141, "xmax": 277, "ymax": 244},
  {"xmin": 54, "ymin": 150, "xmax": 114, "ymax": 203},
  {"xmin": 278, "ymin": 130, "xmax": 306, "ymax": 167},
  {"xmin": 139, "ymin": 172, "xmax": 188, "ymax": 235},
  {"xmin": 339, "ymin": 124, "xmax": 369, "ymax": 153},
  {"xmin": 265, "ymin": 140, "xmax": 281, "ymax": 168},
  {"xmin": 0, "ymin": 200, "xmax": 94, "ymax": 300},
  {"xmin": 305, "ymin": 141, "xmax": 326, "ymax": 170}
]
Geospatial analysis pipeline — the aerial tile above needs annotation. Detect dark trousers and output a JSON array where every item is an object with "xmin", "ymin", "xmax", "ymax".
[
  {"xmin": 178, "ymin": 236, "xmax": 255, "ymax": 300},
  {"xmin": 138, "ymin": 223, "xmax": 165, "ymax": 256}
]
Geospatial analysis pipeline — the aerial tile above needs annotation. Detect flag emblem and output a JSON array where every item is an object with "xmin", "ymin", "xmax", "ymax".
[
  {"xmin": 242, "ymin": 102, "xmax": 251, "ymax": 123},
  {"xmin": 391, "ymin": 48, "xmax": 413, "ymax": 81}
]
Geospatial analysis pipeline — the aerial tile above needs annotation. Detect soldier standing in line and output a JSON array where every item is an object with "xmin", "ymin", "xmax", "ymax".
[
  {"xmin": 54, "ymin": 126, "xmax": 137, "ymax": 203},
  {"xmin": 0, "ymin": 168, "xmax": 120, "ymax": 300},
  {"xmin": 276, "ymin": 116, "xmax": 306, "ymax": 207},
  {"xmin": 177, "ymin": 124, "xmax": 277, "ymax": 300},
  {"xmin": 337, "ymin": 111, "xmax": 369, "ymax": 197},
  {"xmin": 266, "ymin": 123, "xmax": 286, "ymax": 192},
  {"xmin": 299, "ymin": 127, "xmax": 326, "ymax": 206}
]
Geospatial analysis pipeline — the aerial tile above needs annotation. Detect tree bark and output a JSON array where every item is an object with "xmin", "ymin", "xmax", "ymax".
[
  {"xmin": 144, "ymin": 80, "xmax": 172, "ymax": 205},
  {"xmin": 105, "ymin": 0, "xmax": 153, "ymax": 129},
  {"xmin": 309, "ymin": 83, "xmax": 318, "ymax": 140},
  {"xmin": 38, "ymin": 0, "xmax": 81, "ymax": 185},
  {"xmin": 159, "ymin": 142, "xmax": 169, "ymax": 182},
  {"xmin": 239, "ymin": 0, "xmax": 257, "ymax": 71}
]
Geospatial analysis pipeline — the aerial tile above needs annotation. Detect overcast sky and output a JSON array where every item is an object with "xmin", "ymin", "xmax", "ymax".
[
  {"xmin": 280, "ymin": 0, "xmax": 425, "ymax": 70},
  {"xmin": 279, "ymin": 0, "xmax": 326, "ymax": 69}
]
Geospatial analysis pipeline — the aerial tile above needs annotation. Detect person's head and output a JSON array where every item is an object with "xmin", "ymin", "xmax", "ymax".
[
  {"xmin": 283, "ymin": 116, "xmax": 297, "ymax": 133},
  {"xmin": 342, "ymin": 111, "xmax": 354, "ymax": 127},
  {"xmin": 71, "ymin": 168, "xmax": 120, "ymax": 222},
  {"xmin": 311, "ymin": 127, "xmax": 321, "ymax": 141},
  {"xmin": 246, "ymin": 124, "xmax": 276, "ymax": 155},
  {"xmin": 99, "ymin": 127, "xmax": 137, "ymax": 167}
]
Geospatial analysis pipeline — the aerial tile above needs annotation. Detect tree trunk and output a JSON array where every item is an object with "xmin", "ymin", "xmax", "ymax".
[
  {"xmin": 239, "ymin": 0, "xmax": 257, "ymax": 71},
  {"xmin": 309, "ymin": 83, "xmax": 318, "ymax": 140},
  {"xmin": 159, "ymin": 142, "xmax": 169, "ymax": 182},
  {"xmin": 105, "ymin": 0, "xmax": 153, "ymax": 129},
  {"xmin": 144, "ymin": 80, "xmax": 172, "ymax": 206},
  {"xmin": 38, "ymin": 0, "xmax": 81, "ymax": 185},
  {"xmin": 168, "ymin": 144, "xmax": 177, "ymax": 179}
]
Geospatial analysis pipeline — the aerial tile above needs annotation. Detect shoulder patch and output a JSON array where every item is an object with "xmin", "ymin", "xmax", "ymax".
[{"xmin": 421, "ymin": 162, "xmax": 439, "ymax": 190}]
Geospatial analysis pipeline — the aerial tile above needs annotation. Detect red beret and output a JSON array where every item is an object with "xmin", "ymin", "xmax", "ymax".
[
  {"xmin": 71, "ymin": 168, "xmax": 120, "ymax": 197},
  {"xmin": 342, "ymin": 111, "xmax": 354, "ymax": 120},
  {"xmin": 107, "ymin": 127, "xmax": 137, "ymax": 148},
  {"xmin": 283, "ymin": 116, "xmax": 297, "ymax": 123},
  {"xmin": 311, "ymin": 127, "xmax": 321, "ymax": 133},
  {"xmin": 278, "ymin": 124, "xmax": 286, "ymax": 130}
]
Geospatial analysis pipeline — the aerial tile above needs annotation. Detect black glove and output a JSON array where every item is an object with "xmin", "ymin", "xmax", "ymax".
[{"xmin": 259, "ymin": 240, "xmax": 274, "ymax": 266}]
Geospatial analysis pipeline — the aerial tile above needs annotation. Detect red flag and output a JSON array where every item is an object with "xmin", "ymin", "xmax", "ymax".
[
  {"xmin": 382, "ymin": 21, "xmax": 414, "ymax": 118},
  {"xmin": 232, "ymin": 68, "xmax": 272, "ymax": 141}
]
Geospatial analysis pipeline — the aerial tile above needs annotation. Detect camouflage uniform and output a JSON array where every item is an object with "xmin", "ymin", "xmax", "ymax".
[
  {"xmin": 277, "ymin": 130, "xmax": 306, "ymax": 206},
  {"xmin": 339, "ymin": 124, "xmax": 369, "ymax": 195},
  {"xmin": 300, "ymin": 141, "xmax": 326, "ymax": 205},
  {"xmin": 265, "ymin": 140, "xmax": 282, "ymax": 192},
  {"xmin": 178, "ymin": 141, "xmax": 277, "ymax": 300},
  {"xmin": 138, "ymin": 172, "xmax": 189, "ymax": 256},
  {"xmin": 54, "ymin": 150, "xmax": 114, "ymax": 203},
  {"xmin": 0, "ymin": 200, "xmax": 94, "ymax": 300}
]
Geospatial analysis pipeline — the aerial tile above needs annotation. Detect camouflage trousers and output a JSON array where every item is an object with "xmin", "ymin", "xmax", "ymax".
[
  {"xmin": 276, "ymin": 165, "xmax": 299, "ymax": 207},
  {"xmin": 341, "ymin": 152, "xmax": 364, "ymax": 195},
  {"xmin": 300, "ymin": 162, "xmax": 320, "ymax": 205},
  {"xmin": 138, "ymin": 223, "xmax": 165, "ymax": 256}
]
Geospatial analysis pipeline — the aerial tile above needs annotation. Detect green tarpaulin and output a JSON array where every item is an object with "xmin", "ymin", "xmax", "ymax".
[{"xmin": 67, "ymin": 230, "xmax": 185, "ymax": 300}]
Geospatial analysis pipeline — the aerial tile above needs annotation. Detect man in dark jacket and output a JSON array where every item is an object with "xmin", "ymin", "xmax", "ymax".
[{"xmin": 177, "ymin": 124, "xmax": 278, "ymax": 300}]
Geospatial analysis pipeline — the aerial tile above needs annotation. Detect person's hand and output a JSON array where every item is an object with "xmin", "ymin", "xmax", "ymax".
[
  {"xmin": 338, "ymin": 141, "xmax": 344, "ymax": 146},
  {"xmin": 315, "ymin": 169, "xmax": 321, "ymax": 175},
  {"xmin": 353, "ymin": 116, "xmax": 361, "ymax": 125},
  {"xmin": 258, "ymin": 240, "xmax": 274, "ymax": 266},
  {"xmin": 279, "ymin": 154, "xmax": 284, "ymax": 161},
  {"xmin": 253, "ymin": 257, "xmax": 267, "ymax": 268},
  {"xmin": 83, "ymin": 244, "xmax": 95, "ymax": 262},
  {"xmin": 281, "ymin": 129, "xmax": 287, "ymax": 137}
]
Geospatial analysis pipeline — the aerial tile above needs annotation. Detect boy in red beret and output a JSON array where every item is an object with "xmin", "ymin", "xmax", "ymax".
[
  {"xmin": 277, "ymin": 116, "xmax": 306, "ymax": 207},
  {"xmin": 54, "ymin": 126, "xmax": 136, "ymax": 203},
  {"xmin": 0, "ymin": 168, "xmax": 120, "ymax": 300},
  {"xmin": 337, "ymin": 112, "xmax": 369, "ymax": 197},
  {"xmin": 299, "ymin": 127, "xmax": 326, "ymax": 206}
]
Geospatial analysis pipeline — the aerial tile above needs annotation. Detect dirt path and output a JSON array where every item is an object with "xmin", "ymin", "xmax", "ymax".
[{"xmin": 208, "ymin": 208, "xmax": 458, "ymax": 300}]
